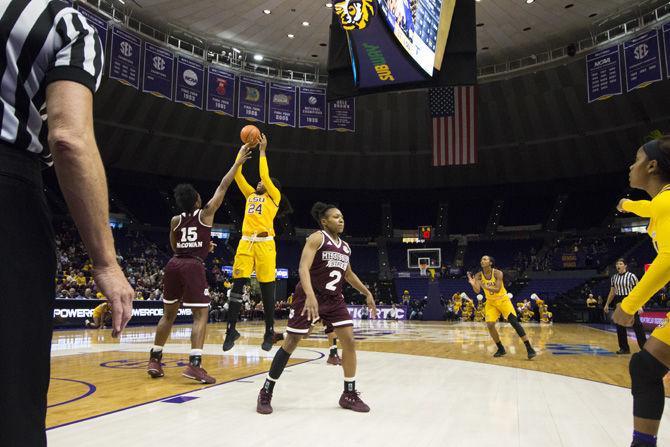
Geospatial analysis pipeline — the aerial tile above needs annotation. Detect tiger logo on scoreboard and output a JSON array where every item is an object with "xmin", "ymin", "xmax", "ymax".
[{"xmin": 335, "ymin": 0, "xmax": 374, "ymax": 31}]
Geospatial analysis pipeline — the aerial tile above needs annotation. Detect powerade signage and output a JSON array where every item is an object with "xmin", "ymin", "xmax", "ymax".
[
  {"xmin": 52, "ymin": 300, "xmax": 192, "ymax": 328},
  {"xmin": 336, "ymin": 0, "xmax": 426, "ymax": 89}
]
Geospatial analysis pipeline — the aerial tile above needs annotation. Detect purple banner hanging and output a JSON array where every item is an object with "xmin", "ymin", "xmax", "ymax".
[
  {"xmin": 174, "ymin": 55, "xmax": 204, "ymax": 109},
  {"xmin": 585, "ymin": 45, "xmax": 622, "ymax": 103},
  {"xmin": 142, "ymin": 42, "xmax": 174, "ymax": 100},
  {"xmin": 77, "ymin": 5, "xmax": 109, "ymax": 50},
  {"xmin": 206, "ymin": 65, "xmax": 236, "ymax": 117},
  {"xmin": 109, "ymin": 26, "xmax": 141, "ymax": 89},
  {"xmin": 664, "ymin": 23, "xmax": 670, "ymax": 80},
  {"xmin": 238, "ymin": 76, "xmax": 267, "ymax": 122},
  {"xmin": 623, "ymin": 29, "xmax": 662, "ymax": 92},
  {"xmin": 268, "ymin": 82, "xmax": 296, "ymax": 127},
  {"xmin": 328, "ymin": 98, "xmax": 355, "ymax": 132},
  {"xmin": 299, "ymin": 86, "xmax": 326, "ymax": 130}
]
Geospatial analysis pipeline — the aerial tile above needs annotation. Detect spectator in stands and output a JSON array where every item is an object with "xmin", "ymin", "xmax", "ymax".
[
  {"xmin": 136, "ymin": 292, "xmax": 145, "ymax": 301},
  {"xmin": 83, "ymin": 288, "xmax": 93, "ymax": 299},
  {"xmin": 409, "ymin": 297, "xmax": 427, "ymax": 320},
  {"xmin": 401, "ymin": 290, "xmax": 411, "ymax": 305},
  {"xmin": 586, "ymin": 293, "xmax": 598, "ymax": 323}
]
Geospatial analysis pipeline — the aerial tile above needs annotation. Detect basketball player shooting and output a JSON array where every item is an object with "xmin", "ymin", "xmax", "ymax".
[{"xmin": 224, "ymin": 133, "xmax": 283, "ymax": 351}]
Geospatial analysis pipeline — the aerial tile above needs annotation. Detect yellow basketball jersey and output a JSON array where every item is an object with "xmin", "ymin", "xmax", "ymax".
[
  {"xmin": 242, "ymin": 193, "xmax": 279, "ymax": 236},
  {"xmin": 481, "ymin": 269, "xmax": 508, "ymax": 300}
]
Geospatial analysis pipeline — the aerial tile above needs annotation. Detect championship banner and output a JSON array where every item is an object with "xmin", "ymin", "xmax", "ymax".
[
  {"xmin": 109, "ymin": 26, "xmax": 141, "ymax": 89},
  {"xmin": 268, "ymin": 82, "xmax": 297, "ymax": 127},
  {"xmin": 238, "ymin": 76, "xmax": 267, "ymax": 122},
  {"xmin": 623, "ymin": 29, "xmax": 663, "ymax": 92},
  {"xmin": 664, "ymin": 23, "xmax": 670, "ymax": 80},
  {"xmin": 585, "ymin": 45, "xmax": 622, "ymax": 103},
  {"xmin": 328, "ymin": 98, "xmax": 356, "ymax": 132},
  {"xmin": 206, "ymin": 65, "xmax": 236, "ymax": 117},
  {"xmin": 174, "ymin": 55, "xmax": 204, "ymax": 109},
  {"xmin": 299, "ymin": 86, "xmax": 326, "ymax": 130},
  {"xmin": 142, "ymin": 42, "xmax": 174, "ymax": 100},
  {"xmin": 78, "ymin": 5, "xmax": 109, "ymax": 50}
]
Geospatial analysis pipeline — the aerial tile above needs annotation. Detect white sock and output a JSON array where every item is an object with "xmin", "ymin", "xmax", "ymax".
[
  {"xmin": 190, "ymin": 349, "xmax": 203, "ymax": 356},
  {"xmin": 152, "ymin": 345, "xmax": 163, "ymax": 352}
]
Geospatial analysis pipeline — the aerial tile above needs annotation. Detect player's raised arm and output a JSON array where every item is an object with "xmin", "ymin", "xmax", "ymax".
[
  {"xmin": 345, "ymin": 265, "xmax": 377, "ymax": 317},
  {"xmin": 258, "ymin": 134, "xmax": 281, "ymax": 203},
  {"xmin": 201, "ymin": 145, "xmax": 252, "ymax": 223},
  {"xmin": 299, "ymin": 232, "xmax": 323, "ymax": 322},
  {"xmin": 619, "ymin": 198, "xmax": 652, "ymax": 217},
  {"xmin": 467, "ymin": 272, "xmax": 482, "ymax": 294},
  {"xmin": 234, "ymin": 144, "xmax": 256, "ymax": 198}
]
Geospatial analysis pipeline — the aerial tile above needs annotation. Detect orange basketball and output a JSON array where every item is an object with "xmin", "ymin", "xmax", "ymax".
[{"xmin": 240, "ymin": 125, "xmax": 261, "ymax": 145}]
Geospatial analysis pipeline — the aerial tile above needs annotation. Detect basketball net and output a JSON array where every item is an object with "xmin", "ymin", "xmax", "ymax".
[{"xmin": 419, "ymin": 261, "xmax": 429, "ymax": 276}]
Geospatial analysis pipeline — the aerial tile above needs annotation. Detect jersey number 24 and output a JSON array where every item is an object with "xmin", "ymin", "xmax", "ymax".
[{"xmin": 247, "ymin": 203, "xmax": 263, "ymax": 215}]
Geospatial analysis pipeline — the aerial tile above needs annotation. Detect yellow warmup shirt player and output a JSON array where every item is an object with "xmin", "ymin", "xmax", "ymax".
[
  {"xmin": 621, "ymin": 189, "xmax": 670, "ymax": 345},
  {"xmin": 232, "ymin": 152, "xmax": 280, "ymax": 282},
  {"xmin": 480, "ymin": 270, "xmax": 517, "ymax": 323}
]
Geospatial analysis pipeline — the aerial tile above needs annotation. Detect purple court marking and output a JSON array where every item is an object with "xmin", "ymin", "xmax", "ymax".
[
  {"xmin": 48, "ymin": 378, "xmax": 97, "ymax": 408},
  {"xmin": 47, "ymin": 349, "xmax": 325, "ymax": 431},
  {"xmin": 162, "ymin": 396, "xmax": 199, "ymax": 404}
]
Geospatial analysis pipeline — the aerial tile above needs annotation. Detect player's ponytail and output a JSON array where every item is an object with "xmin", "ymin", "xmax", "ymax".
[
  {"xmin": 643, "ymin": 136, "xmax": 670, "ymax": 181},
  {"xmin": 311, "ymin": 202, "xmax": 338, "ymax": 228},
  {"xmin": 174, "ymin": 183, "xmax": 198, "ymax": 213},
  {"xmin": 270, "ymin": 177, "xmax": 293, "ymax": 218}
]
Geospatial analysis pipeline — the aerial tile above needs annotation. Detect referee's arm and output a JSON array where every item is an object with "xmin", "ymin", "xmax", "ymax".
[
  {"xmin": 46, "ymin": 11, "xmax": 134, "ymax": 335},
  {"xmin": 604, "ymin": 282, "xmax": 615, "ymax": 311}
]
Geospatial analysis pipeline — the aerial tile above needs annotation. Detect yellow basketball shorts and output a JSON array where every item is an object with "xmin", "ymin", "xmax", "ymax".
[
  {"xmin": 485, "ymin": 298, "xmax": 517, "ymax": 323},
  {"xmin": 233, "ymin": 239, "xmax": 276, "ymax": 282},
  {"xmin": 651, "ymin": 312, "xmax": 670, "ymax": 346}
]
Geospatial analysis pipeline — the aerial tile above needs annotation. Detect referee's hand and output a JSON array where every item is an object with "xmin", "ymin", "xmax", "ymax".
[{"xmin": 93, "ymin": 264, "xmax": 135, "ymax": 337}]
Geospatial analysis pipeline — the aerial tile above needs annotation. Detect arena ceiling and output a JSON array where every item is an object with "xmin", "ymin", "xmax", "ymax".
[{"xmin": 122, "ymin": 0, "xmax": 662, "ymax": 69}]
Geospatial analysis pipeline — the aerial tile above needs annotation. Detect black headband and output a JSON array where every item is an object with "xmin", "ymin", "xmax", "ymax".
[{"xmin": 643, "ymin": 139, "xmax": 670, "ymax": 174}]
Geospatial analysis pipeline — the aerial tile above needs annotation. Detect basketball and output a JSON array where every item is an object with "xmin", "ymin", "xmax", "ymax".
[{"xmin": 240, "ymin": 125, "xmax": 261, "ymax": 145}]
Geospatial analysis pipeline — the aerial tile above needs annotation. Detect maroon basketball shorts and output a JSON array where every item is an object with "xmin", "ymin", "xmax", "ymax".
[
  {"xmin": 287, "ymin": 291, "xmax": 353, "ymax": 335},
  {"xmin": 162, "ymin": 257, "xmax": 210, "ymax": 307}
]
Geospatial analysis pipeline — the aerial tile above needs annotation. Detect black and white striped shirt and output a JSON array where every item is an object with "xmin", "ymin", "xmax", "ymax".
[
  {"xmin": 611, "ymin": 271, "xmax": 638, "ymax": 296},
  {"xmin": 0, "ymin": 0, "xmax": 104, "ymax": 164}
]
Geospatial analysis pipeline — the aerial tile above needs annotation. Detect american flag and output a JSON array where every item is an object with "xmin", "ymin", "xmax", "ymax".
[{"xmin": 429, "ymin": 86, "xmax": 478, "ymax": 166}]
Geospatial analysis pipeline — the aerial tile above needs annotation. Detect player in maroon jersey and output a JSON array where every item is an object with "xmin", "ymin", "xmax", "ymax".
[
  {"xmin": 147, "ymin": 145, "xmax": 252, "ymax": 384},
  {"xmin": 257, "ymin": 202, "xmax": 377, "ymax": 414}
]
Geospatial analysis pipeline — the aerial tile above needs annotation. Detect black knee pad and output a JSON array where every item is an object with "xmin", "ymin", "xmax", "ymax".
[
  {"xmin": 507, "ymin": 314, "xmax": 526, "ymax": 338},
  {"xmin": 230, "ymin": 278, "xmax": 249, "ymax": 302},
  {"xmin": 630, "ymin": 350, "xmax": 668, "ymax": 420}
]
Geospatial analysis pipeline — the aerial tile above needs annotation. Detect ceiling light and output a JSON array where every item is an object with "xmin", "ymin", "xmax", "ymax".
[
  {"xmin": 232, "ymin": 48, "xmax": 241, "ymax": 53},
  {"xmin": 118, "ymin": 0, "xmax": 125, "ymax": 3},
  {"xmin": 263, "ymin": 9, "xmax": 271, "ymax": 14},
  {"xmin": 326, "ymin": 2, "xmax": 333, "ymax": 7},
  {"xmin": 253, "ymin": 54, "xmax": 263, "ymax": 61},
  {"xmin": 526, "ymin": 0, "xmax": 534, "ymax": 3},
  {"xmin": 287, "ymin": 34, "xmax": 295, "ymax": 39},
  {"xmin": 302, "ymin": 21, "xmax": 310, "ymax": 27}
]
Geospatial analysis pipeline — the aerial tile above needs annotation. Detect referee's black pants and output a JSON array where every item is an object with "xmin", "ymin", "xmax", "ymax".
[
  {"xmin": 613, "ymin": 295, "xmax": 647, "ymax": 352},
  {"xmin": 0, "ymin": 148, "xmax": 56, "ymax": 447}
]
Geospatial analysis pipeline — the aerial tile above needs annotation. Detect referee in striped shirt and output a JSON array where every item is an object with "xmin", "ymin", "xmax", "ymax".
[
  {"xmin": 604, "ymin": 258, "xmax": 647, "ymax": 354},
  {"xmin": 0, "ymin": 2, "xmax": 134, "ymax": 445}
]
